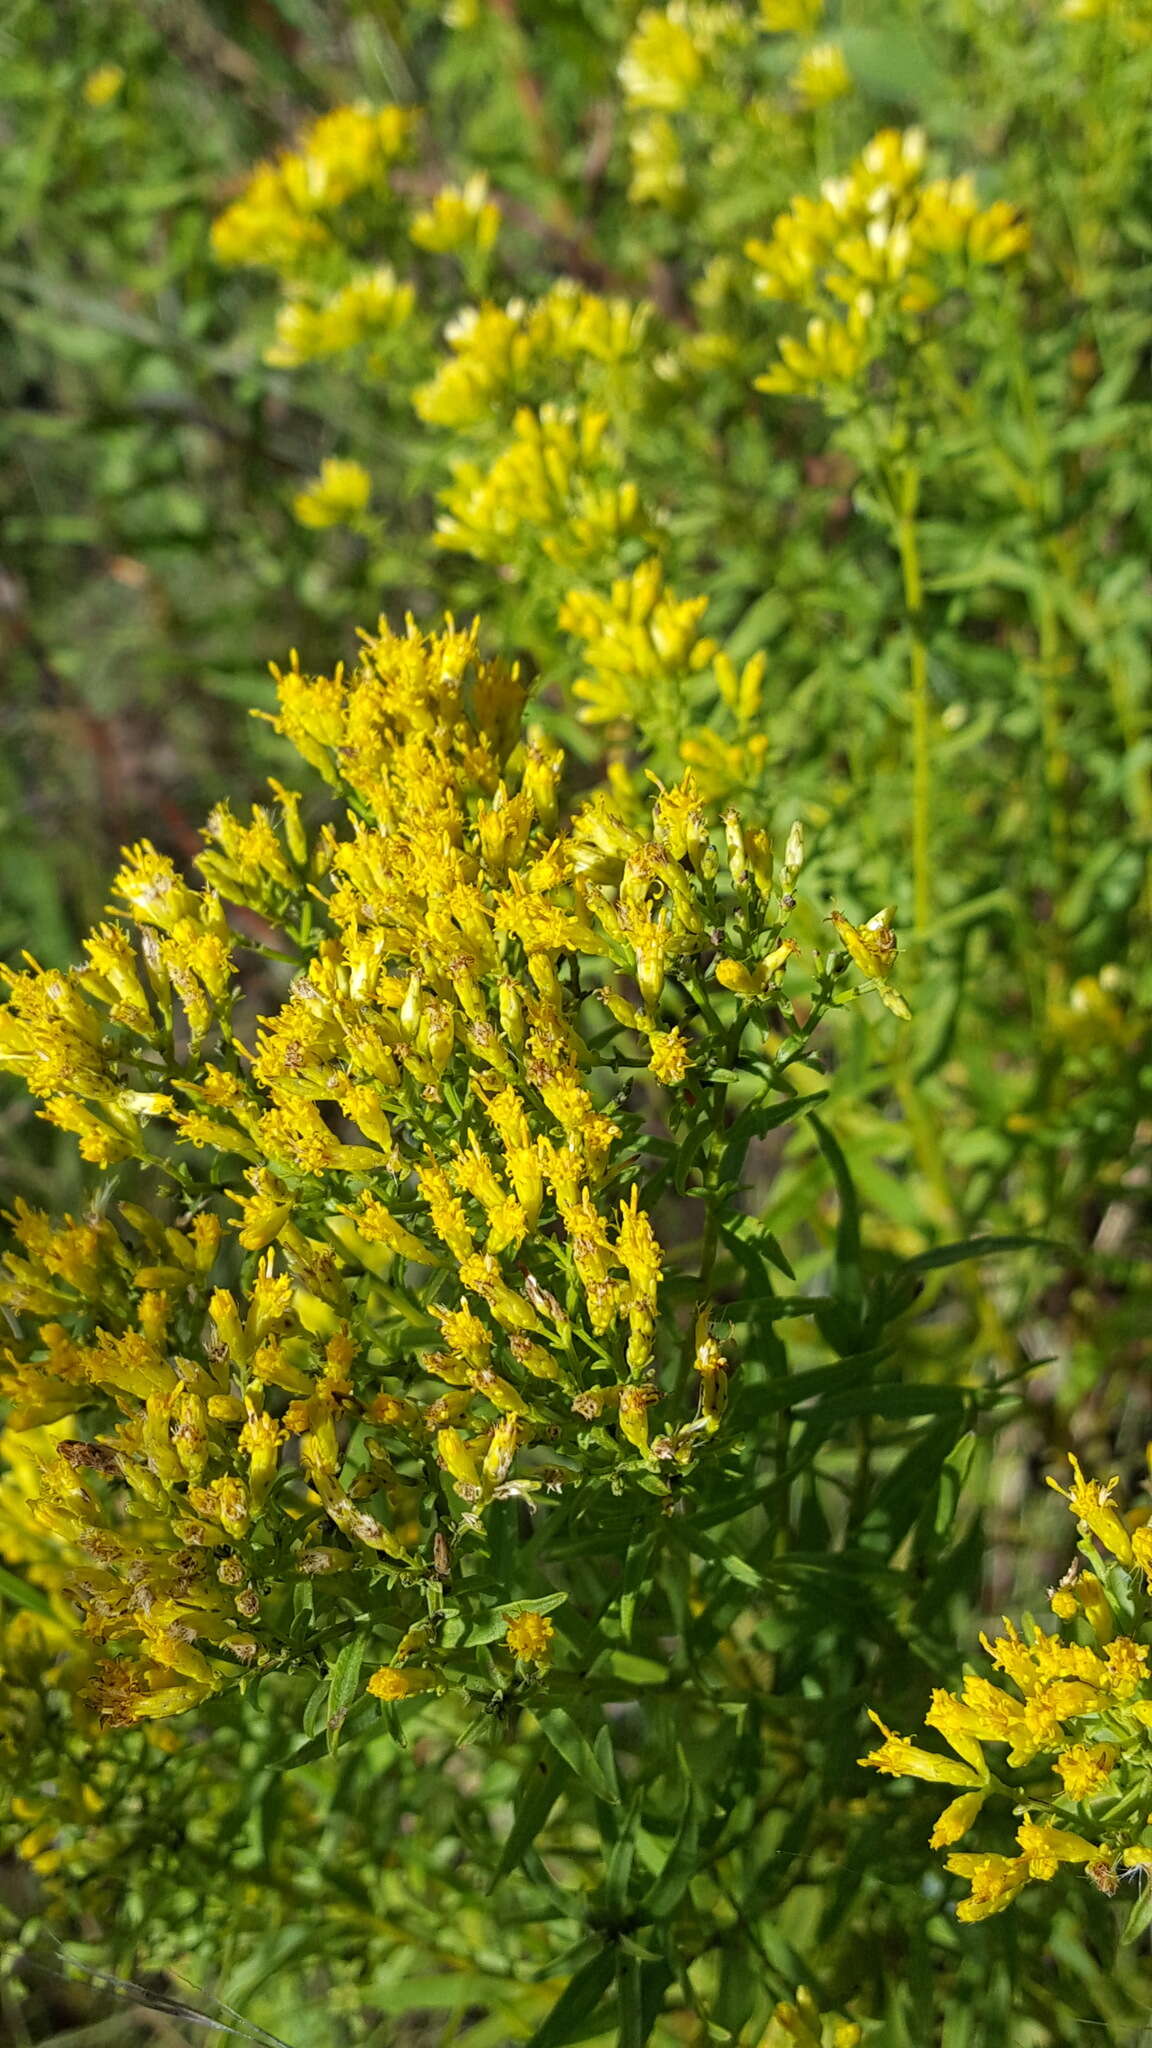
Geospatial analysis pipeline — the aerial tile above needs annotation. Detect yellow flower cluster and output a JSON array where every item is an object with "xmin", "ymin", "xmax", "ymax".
[
  {"xmin": 435, "ymin": 404, "xmax": 642, "ymax": 566},
  {"xmin": 748, "ymin": 128, "xmax": 1029, "ymax": 401},
  {"xmin": 410, "ymin": 173, "xmax": 501, "ymax": 259},
  {"xmin": 266, "ymin": 267, "xmax": 416, "ymax": 368},
  {"xmin": 559, "ymin": 558, "xmax": 771, "ymax": 797},
  {"xmin": 790, "ymin": 42, "xmax": 852, "ymax": 107},
  {"xmin": 560, "ymin": 557, "xmax": 717, "ymax": 726},
  {"xmin": 413, "ymin": 285, "xmax": 653, "ymax": 570},
  {"xmin": 415, "ymin": 283, "xmax": 650, "ymax": 430},
  {"xmin": 618, "ymin": 2, "xmax": 743, "ymax": 112},
  {"xmin": 211, "ymin": 103, "xmax": 416, "ymax": 277},
  {"xmin": 0, "ymin": 612, "xmax": 876, "ymax": 1727},
  {"xmin": 862, "ymin": 1454, "xmax": 1152, "ymax": 1921},
  {"xmin": 760, "ymin": 0, "xmax": 823, "ymax": 31},
  {"xmin": 292, "ymin": 456, "xmax": 373, "ymax": 530},
  {"xmin": 619, "ymin": 2, "xmax": 748, "ymax": 206}
]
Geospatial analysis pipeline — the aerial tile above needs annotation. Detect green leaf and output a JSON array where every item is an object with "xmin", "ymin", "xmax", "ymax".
[
  {"xmin": 901, "ymin": 1233, "xmax": 1059, "ymax": 1274},
  {"xmin": 523, "ymin": 1947, "xmax": 617, "ymax": 2048},
  {"xmin": 489, "ymin": 1752, "xmax": 567, "ymax": 1890},
  {"xmin": 719, "ymin": 1553, "xmax": 763, "ymax": 1591},
  {"xmin": 720, "ymin": 1089, "xmax": 828, "ymax": 1177},
  {"xmin": 325, "ymin": 1635, "xmax": 366, "ymax": 1753},
  {"xmin": 933, "ymin": 1432, "xmax": 979, "ymax": 1537},
  {"xmin": 301, "ymin": 1679, "xmax": 329, "ymax": 1741},
  {"xmin": 616, "ymin": 1953, "xmax": 674, "ymax": 2048},
  {"xmin": 0, "ymin": 1563, "xmax": 54, "ymax": 1619},
  {"xmin": 1121, "ymin": 1877, "xmax": 1152, "ymax": 1946},
  {"xmin": 641, "ymin": 1771, "xmax": 700, "ymax": 1920},
  {"xmin": 538, "ymin": 1708, "xmax": 620, "ymax": 1804},
  {"xmin": 811, "ymin": 1115, "xmax": 863, "ymax": 1325}
]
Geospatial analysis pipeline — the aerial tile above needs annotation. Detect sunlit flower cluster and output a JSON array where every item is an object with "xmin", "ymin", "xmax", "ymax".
[
  {"xmin": 292, "ymin": 456, "xmax": 373, "ymax": 529},
  {"xmin": 790, "ymin": 41, "xmax": 852, "ymax": 107},
  {"xmin": 415, "ymin": 283, "xmax": 650, "ymax": 430},
  {"xmin": 211, "ymin": 104, "xmax": 417, "ymax": 276},
  {"xmin": 435, "ymin": 404, "xmax": 643, "ymax": 567},
  {"xmin": 862, "ymin": 1454, "xmax": 1152, "ymax": 1921},
  {"xmin": 266, "ymin": 267, "xmax": 416, "ymax": 368},
  {"xmin": 558, "ymin": 558, "xmax": 774, "ymax": 800},
  {"xmin": 410, "ymin": 173, "xmax": 501, "ymax": 261},
  {"xmin": 618, "ymin": 2, "xmax": 744, "ymax": 112},
  {"xmin": 748, "ymin": 127, "xmax": 1029, "ymax": 402},
  {"xmin": 0, "ymin": 612, "xmax": 886, "ymax": 1729},
  {"xmin": 619, "ymin": 2, "xmax": 750, "ymax": 205}
]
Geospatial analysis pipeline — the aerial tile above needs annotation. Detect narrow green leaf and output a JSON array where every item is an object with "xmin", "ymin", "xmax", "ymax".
[
  {"xmin": 0, "ymin": 1563, "xmax": 54, "ymax": 1618},
  {"xmin": 489, "ymin": 1752, "xmax": 566, "ymax": 1890},
  {"xmin": 616, "ymin": 1953, "xmax": 673, "ymax": 2048},
  {"xmin": 812, "ymin": 1116, "xmax": 862, "ymax": 1310},
  {"xmin": 1122, "ymin": 1878, "xmax": 1152, "ymax": 1946},
  {"xmin": 719, "ymin": 1553, "xmax": 762, "ymax": 1591},
  {"xmin": 902, "ymin": 1233, "xmax": 1058, "ymax": 1275},
  {"xmin": 538, "ymin": 1708, "xmax": 620, "ymax": 1803},
  {"xmin": 641, "ymin": 1776, "xmax": 700, "ymax": 1920},
  {"xmin": 523, "ymin": 1947, "xmax": 616, "ymax": 2048},
  {"xmin": 325, "ymin": 1635, "xmax": 366, "ymax": 1753}
]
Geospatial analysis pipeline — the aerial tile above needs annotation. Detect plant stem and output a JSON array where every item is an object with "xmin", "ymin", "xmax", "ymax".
[
  {"xmin": 894, "ymin": 465, "xmax": 931, "ymax": 935},
  {"xmin": 1034, "ymin": 576, "xmax": 1067, "ymax": 869}
]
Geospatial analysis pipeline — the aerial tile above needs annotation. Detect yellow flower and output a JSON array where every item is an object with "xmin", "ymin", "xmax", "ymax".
[
  {"xmin": 411, "ymin": 174, "xmax": 500, "ymax": 256},
  {"xmin": 505, "ymin": 1611, "xmax": 555, "ymax": 1663},
  {"xmin": 929, "ymin": 1789, "xmax": 987, "ymax": 1850},
  {"xmin": 1046, "ymin": 1453, "xmax": 1134, "ymax": 1564},
  {"xmin": 859, "ymin": 1711, "xmax": 986, "ymax": 1787},
  {"xmin": 754, "ymin": 310, "xmax": 873, "ymax": 398},
  {"xmin": 367, "ymin": 1665, "xmax": 440, "ymax": 1701},
  {"xmin": 1054, "ymin": 1742, "xmax": 1117, "ymax": 1802},
  {"xmin": 266, "ymin": 269, "xmax": 415, "ymax": 367},
  {"xmin": 1015, "ymin": 1819, "xmax": 1100, "ymax": 1881},
  {"xmin": 1132, "ymin": 1525, "xmax": 1152, "ymax": 1590},
  {"xmin": 212, "ymin": 104, "xmax": 416, "ymax": 276},
  {"xmin": 628, "ymin": 114, "xmax": 687, "ymax": 206},
  {"xmin": 561, "ymin": 558, "xmax": 715, "ymax": 725},
  {"xmin": 1105, "ymin": 1636, "xmax": 1149, "ymax": 1697},
  {"xmin": 82, "ymin": 65, "xmax": 125, "ymax": 109},
  {"xmin": 925, "ymin": 1679, "xmax": 1019, "ymax": 1762},
  {"xmin": 648, "ymin": 1028, "xmax": 692, "ymax": 1084},
  {"xmin": 760, "ymin": 0, "xmax": 822, "ymax": 30},
  {"xmin": 791, "ymin": 41, "xmax": 852, "ymax": 106},
  {"xmin": 714, "ymin": 942, "xmax": 798, "ymax": 998},
  {"xmin": 749, "ymin": 128, "xmax": 1027, "ymax": 401},
  {"xmin": 293, "ymin": 457, "xmax": 372, "ymax": 530},
  {"xmin": 945, "ymin": 1851, "xmax": 1029, "ymax": 1922},
  {"xmin": 436, "ymin": 405, "xmax": 640, "ymax": 567},
  {"xmin": 766, "ymin": 1986, "xmax": 861, "ymax": 2045},
  {"xmin": 619, "ymin": 6, "xmax": 704, "ymax": 110}
]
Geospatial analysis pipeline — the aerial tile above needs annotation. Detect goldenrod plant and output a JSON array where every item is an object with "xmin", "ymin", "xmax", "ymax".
[
  {"xmin": 0, "ymin": 614, "xmax": 879, "ymax": 1724},
  {"xmin": 863, "ymin": 1453, "xmax": 1152, "ymax": 1934},
  {"xmin": 0, "ymin": 611, "xmax": 1143, "ymax": 2047}
]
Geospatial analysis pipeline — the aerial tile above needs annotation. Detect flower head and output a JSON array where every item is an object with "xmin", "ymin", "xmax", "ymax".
[{"xmin": 505, "ymin": 1612, "xmax": 555, "ymax": 1664}]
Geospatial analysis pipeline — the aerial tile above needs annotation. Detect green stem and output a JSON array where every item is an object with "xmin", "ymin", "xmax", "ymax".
[
  {"xmin": 894, "ymin": 468, "xmax": 931, "ymax": 936},
  {"xmin": 1034, "ymin": 578, "xmax": 1067, "ymax": 870},
  {"xmin": 1105, "ymin": 651, "xmax": 1152, "ymax": 841}
]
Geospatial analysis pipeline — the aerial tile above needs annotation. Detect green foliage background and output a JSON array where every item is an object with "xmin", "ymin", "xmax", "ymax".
[{"xmin": 1, "ymin": 0, "xmax": 1151, "ymax": 2042}]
